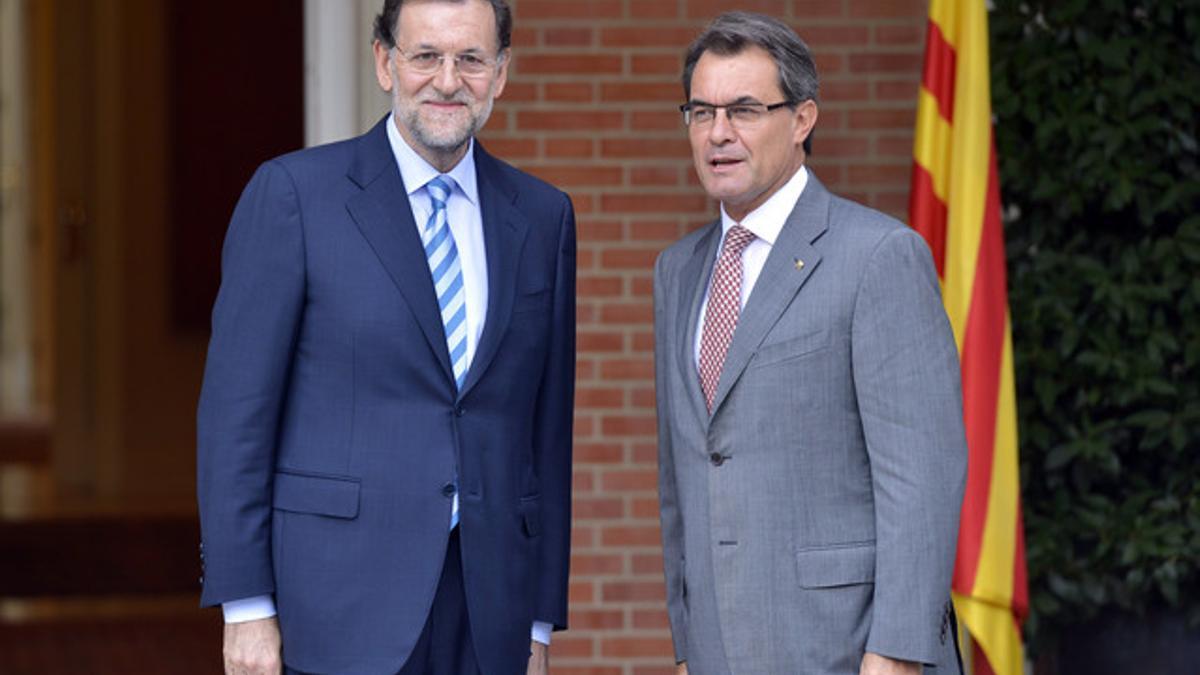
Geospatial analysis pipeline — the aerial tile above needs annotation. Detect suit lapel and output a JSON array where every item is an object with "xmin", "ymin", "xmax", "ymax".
[
  {"xmin": 708, "ymin": 174, "xmax": 832, "ymax": 416},
  {"xmin": 676, "ymin": 223, "xmax": 722, "ymax": 424},
  {"xmin": 459, "ymin": 143, "xmax": 529, "ymax": 399},
  {"xmin": 345, "ymin": 118, "xmax": 455, "ymax": 385}
]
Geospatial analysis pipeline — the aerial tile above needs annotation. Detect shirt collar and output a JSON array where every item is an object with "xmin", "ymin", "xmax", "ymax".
[
  {"xmin": 719, "ymin": 164, "xmax": 809, "ymax": 246},
  {"xmin": 385, "ymin": 112, "xmax": 479, "ymax": 205}
]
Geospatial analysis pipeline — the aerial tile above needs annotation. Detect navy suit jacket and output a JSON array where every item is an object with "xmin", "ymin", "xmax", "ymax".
[{"xmin": 197, "ymin": 118, "xmax": 576, "ymax": 675}]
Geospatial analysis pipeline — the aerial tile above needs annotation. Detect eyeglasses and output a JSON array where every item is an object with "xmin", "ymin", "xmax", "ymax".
[
  {"xmin": 392, "ymin": 47, "xmax": 501, "ymax": 77},
  {"xmin": 680, "ymin": 101, "xmax": 794, "ymax": 128}
]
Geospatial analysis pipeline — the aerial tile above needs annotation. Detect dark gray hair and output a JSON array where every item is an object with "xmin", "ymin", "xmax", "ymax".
[
  {"xmin": 374, "ymin": 0, "xmax": 513, "ymax": 52},
  {"xmin": 682, "ymin": 12, "xmax": 819, "ymax": 154}
]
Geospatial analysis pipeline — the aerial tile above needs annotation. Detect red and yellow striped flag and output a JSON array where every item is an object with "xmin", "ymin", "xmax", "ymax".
[{"xmin": 909, "ymin": 2, "xmax": 1028, "ymax": 674}]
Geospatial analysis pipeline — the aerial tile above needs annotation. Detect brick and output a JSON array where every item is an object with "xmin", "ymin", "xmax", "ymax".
[
  {"xmin": 629, "ymin": 276, "xmax": 655, "ymax": 297},
  {"xmin": 500, "ymin": 81, "xmax": 538, "ymax": 102},
  {"xmin": 631, "ymin": 666, "xmax": 678, "ymax": 675},
  {"xmin": 631, "ymin": 331, "xmax": 656, "ymax": 354},
  {"xmin": 686, "ymin": 0, "xmax": 786, "ymax": 19},
  {"xmin": 575, "ymin": 356, "xmax": 597, "ymax": 379},
  {"xmin": 574, "ymin": 496, "xmax": 625, "ymax": 519},
  {"xmin": 631, "ymin": 110, "xmax": 684, "ymax": 131},
  {"xmin": 601, "ymin": 138, "xmax": 691, "ymax": 160},
  {"xmin": 792, "ymin": 0, "xmax": 845, "ymax": 18},
  {"xmin": 847, "ymin": 161, "xmax": 909, "ymax": 184},
  {"xmin": 848, "ymin": 52, "xmax": 923, "ymax": 74},
  {"xmin": 599, "ymin": 358, "xmax": 654, "ymax": 380},
  {"xmin": 556, "ymin": 668, "xmax": 622, "ymax": 675},
  {"xmin": 519, "ymin": 53, "xmax": 623, "ymax": 75},
  {"xmin": 601, "ymin": 82, "xmax": 681, "ymax": 102},
  {"xmin": 875, "ymin": 79, "xmax": 919, "ymax": 101},
  {"xmin": 544, "ymin": 27, "xmax": 595, "ymax": 47},
  {"xmin": 572, "ymin": 522, "xmax": 595, "ymax": 545},
  {"xmin": 813, "ymin": 52, "xmax": 845, "ymax": 74},
  {"xmin": 797, "ymin": 24, "xmax": 869, "ymax": 48},
  {"xmin": 601, "ymin": 26, "xmax": 699, "ymax": 48},
  {"xmin": 632, "ymin": 53, "xmax": 684, "ymax": 75},
  {"xmin": 575, "ymin": 441, "xmax": 625, "ymax": 463},
  {"xmin": 545, "ymin": 82, "xmax": 596, "ymax": 103},
  {"xmin": 630, "ymin": 386, "xmax": 656, "ymax": 408},
  {"xmin": 848, "ymin": 0, "xmax": 926, "ymax": 19},
  {"xmin": 602, "ymin": 525, "xmax": 662, "ymax": 546},
  {"xmin": 568, "ymin": 608, "xmax": 625, "ymax": 629},
  {"xmin": 512, "ymin": 26, "xmax": 537, "ymax": 48},
  {"xmin": 600, "ymin": 302, "xmax": 654, "ymax": 324},
  {"xmin": 875, "ymin": 24, "xmax": 924, "ymax": 46},
  {"xmin": 876, "ymin": 134, "xmax": 915, "ymax": 157},
  {"xmin": 632, "ymin": 609, "xmax": 671, "ymax": 629},
  {"xmin": 601, "ymin": 193, "xmax": 707, "ymax": 213},
  {"xmin": 569, "ymin": 580, "xmax": 595, "ymax": 603},
  {"xmin": 478, "ymin": 136, "xmax": 537, "ymax": 158},
  {"xmin": 848, "ymin": 107, "xmax": 914, "ymax": 130},
  {"xmin": 632, "ymin": 442, "xmax": 659, "ymax": 464},
  {"xmin": 546, "ymin": 137, "xmax": 595, "ymax": 158},
  {"xmin": 601, "ymin": 468, "xmax": 658, "ymax": 491},
  {"xmin": 579, "ymin": 219, "xmax": 624, "ymax": 242},
  {"xmin": 577, "ymin": 332, "xmax": 624, "ymax": 354},
  {"xmin": 630, "ymin": 219, "xmax": 681, "ymax": 241},
  {"xmin": 575, "ymin": 414, "xmax": 595, "ymax": 437},
  {"xmin": 632, "ymin": 553, "xmax": 666, "ymax": 574},
  {"xmin": 601, "ymin": 580, "xmax": 667, "ymax": 602},
  {"xmin": 518, "ymin": 110, "xmax": 623, "ymax": 131},
  {"xmin": 578, "ymin": 275, "xmax": 624, "ymax": 298},
  {"xmin": 573, "ymin": 471, "xmax": 594, "ymax": 494},
  {"xmin": 630, "ymin": 166, "xmax": 682, "ymax": 186},
  {"xmin": 517, "ymin": 0, "xmax": 623, "ymax": 19},
  {"xmin": 631, "ymin": 497, "xmax": 661, "ymax": 519},
  {"xmin": 552, "ymin": 635, "xmax": 597, "ymax": 658},
  {"xmin": 600, "ymin": 247, "xmax": 660, "ymax": 269},
  {"xmin": 632, "ymin": 2, "xmax": 680, "ymax": 19},
  {"xmin": 821, "ymin": 79, "xmax": 871, "ymax": 102},
  {"xmin": 812, "ymin": 134, "xmax": 871, "ymax": 157}
]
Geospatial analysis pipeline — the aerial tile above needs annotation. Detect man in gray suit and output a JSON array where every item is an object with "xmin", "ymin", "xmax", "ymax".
[{"xmin": 654, "ymin": 12, "xmax": 967, "ymax": 675}]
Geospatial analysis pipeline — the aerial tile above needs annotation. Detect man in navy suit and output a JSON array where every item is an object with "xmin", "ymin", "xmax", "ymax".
[{"xmin": 196, "ymin": 1, "xmax": 575, "ymax": 673}]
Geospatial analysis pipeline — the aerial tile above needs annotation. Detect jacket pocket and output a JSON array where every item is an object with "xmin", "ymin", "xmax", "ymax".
[
  {"xmin": 749, "ymin": 328, "xmax": 830, "ymax": 369},
  {"xmin": 512, "ymin": 289, "xmax": 552, "ymax": 314},
  {"xmin": 518, "ymin": 494, "xmax": 542, "ymax": 537},
  {"xmin": 272, "ymin": 470, "xmax": 361, "ymax": 519},
  {"xmin": 796, "ymin": 541, "xmax": 876, "ymax": 588}
]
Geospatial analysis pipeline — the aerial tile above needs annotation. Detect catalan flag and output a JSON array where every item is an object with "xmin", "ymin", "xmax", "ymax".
[{"xmin": 909, "ymin": 2, "xmax": 1029, "ymax": 674}]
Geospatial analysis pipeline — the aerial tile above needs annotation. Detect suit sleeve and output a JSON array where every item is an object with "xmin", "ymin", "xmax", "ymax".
[
  {"xmin": 654, "ymin": 252, "xmax": 688, "ymax": 664},
  {"xmin": 850, "ymin": 227, "xmax": 967, "ymax": 664},
  {"xmin": 197, "ymin": 160, "xmax": 306, "ymax": 608},
  {"xmin": 531, "ymin": 193, "xmax": 576, "ymax": 628}
]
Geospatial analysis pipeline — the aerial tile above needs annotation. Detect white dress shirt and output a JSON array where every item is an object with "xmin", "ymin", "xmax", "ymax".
[
  {"xmin": 225, "ymin": 115, "xmax": 552, "ymax": 646},
  {"xmin": 694, "ymin": 165, "xmax": 810, "ymax": 366}
]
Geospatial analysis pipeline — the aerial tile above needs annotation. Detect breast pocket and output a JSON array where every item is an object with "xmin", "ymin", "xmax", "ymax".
[
  {"xmin": 512, "ymin": 289, "xmax": 552, "ymax": 314},
  {"xmin": 749, "ymin": 328, "xmax": 830, "ymax": 369}
]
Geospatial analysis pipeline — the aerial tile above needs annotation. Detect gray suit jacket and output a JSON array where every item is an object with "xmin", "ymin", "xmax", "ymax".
[{"xmin": 654, "ymin": 174, "xmax": 967, "ymax": 674}]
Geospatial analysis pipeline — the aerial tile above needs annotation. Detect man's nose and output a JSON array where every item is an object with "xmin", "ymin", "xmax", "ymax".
[
  {"xmin": 432, "ymin": 57, "xmax": 463, "ymax": 93},
  {"xmin": 707, "ymin": 110, "xmax": 736, "ymax": 144}
]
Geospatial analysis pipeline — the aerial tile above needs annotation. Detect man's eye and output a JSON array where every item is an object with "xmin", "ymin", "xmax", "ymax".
[
  {"xmin": 459, "ymin": 54, "xmax": 485, "ymax": 66},
  {"xmin": 412, "ymin": 52, "xmax": 441, "ymax": 65},
  {"xmin": 728, "ymin": 105, "xmax": 759, "ymax": 119},
  {"xmin": 692, "ymin": 107, "xmax": 715, "ymax": 121}
]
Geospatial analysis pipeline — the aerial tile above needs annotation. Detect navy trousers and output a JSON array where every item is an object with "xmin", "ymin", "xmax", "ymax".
[{"xmin": 286, "ymin": 528, "xmax": 480, "ymax": 675}]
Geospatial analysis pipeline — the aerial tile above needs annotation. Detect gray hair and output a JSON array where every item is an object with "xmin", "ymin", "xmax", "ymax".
[{"xmin": 682, "ymin": 12, "xmax": 819, "ymax": 153}]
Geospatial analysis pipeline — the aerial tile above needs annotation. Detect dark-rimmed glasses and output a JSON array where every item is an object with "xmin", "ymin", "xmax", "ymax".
[{"xmin": 680, "ymin": 101, "xmax": 793, "ymax": 128}]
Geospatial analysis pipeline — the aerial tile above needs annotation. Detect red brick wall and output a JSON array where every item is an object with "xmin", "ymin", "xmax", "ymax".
[{"xmin": 479, "ymin": 1, "xmax": 929, "ymax": 672}]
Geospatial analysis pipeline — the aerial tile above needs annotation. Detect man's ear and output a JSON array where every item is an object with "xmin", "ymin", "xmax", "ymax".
[
  {"xmin": 491, "ymin": 48, "xmax": 511, "ymax": 99},
  {"xmin": 793, "ymin": 99, "xmax": 819, "ymax": 149},
  {"xmin": 373, "ymin": 39, "xmax": 394, "ymax": 92}
]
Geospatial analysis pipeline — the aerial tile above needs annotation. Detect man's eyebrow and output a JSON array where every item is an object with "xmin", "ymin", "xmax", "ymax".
[{"xmin": 686, "ymin": 96, "xmax": 764, "ymax": 107}]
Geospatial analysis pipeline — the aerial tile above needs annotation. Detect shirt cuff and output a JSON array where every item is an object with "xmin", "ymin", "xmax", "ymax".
[
  {"xmin": 222, "ymin": 595, "xmax": 278, "ymax": 623},
  {"xmin": 531, "ymin": 620, "xmax": 553, "ymax": 645}
]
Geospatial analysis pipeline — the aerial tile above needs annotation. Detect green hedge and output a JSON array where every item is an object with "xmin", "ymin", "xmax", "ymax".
[{"xmin": 990, "ymin": 0, "xmax": 1200, "ymax": 650}]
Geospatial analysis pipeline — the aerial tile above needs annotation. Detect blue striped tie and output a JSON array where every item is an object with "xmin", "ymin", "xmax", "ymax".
[{"xmin": 424, "ymin": 176, "xmax": 466, "ymax": 529}]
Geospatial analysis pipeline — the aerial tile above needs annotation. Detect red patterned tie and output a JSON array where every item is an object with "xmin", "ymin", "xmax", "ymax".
[{"xmin": 698, "ymin": 224, "xmax": 756, "ymax": 413}]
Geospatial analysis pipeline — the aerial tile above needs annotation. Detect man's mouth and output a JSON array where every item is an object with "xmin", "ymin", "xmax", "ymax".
[{"xmin": 709, "ymin": 157, "xmax": 744, "ymax": 171}]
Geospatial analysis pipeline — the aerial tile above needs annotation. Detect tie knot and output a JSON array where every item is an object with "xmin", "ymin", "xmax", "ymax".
[
  {"xmin": 722, "ymin": 224, "xmax": 756, "ymax": 256},
  {"xmin": 427, "ymin": 176, "xmax": 452, "ymax": 208}
]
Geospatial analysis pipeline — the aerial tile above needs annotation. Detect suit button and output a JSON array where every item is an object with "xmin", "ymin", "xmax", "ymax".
[
  {"xmin": 442, "ymin": 483, "xmax": 457, "ymax": 497},
  {"xmin": 709, "ymin": 452, "xmax": 725, "ymax": 466},
  {"xmin": 455, "ymin": 406, "xmax": 465, "ymax": 417}
]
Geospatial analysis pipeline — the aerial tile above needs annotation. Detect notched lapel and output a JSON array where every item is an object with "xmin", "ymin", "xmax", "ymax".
[
  {"xmin": 708, "ymin": 175, "xmax": 832, "ymax": 416},
  {"xmin": 345, "ymin": 121, "xmax": 455, "ymax": 385},
  {"xmin": 676, "ymin": 224, "xmax": 721, "ymax": 424},
  {"xmin": 458, "ymin": 146, "xmax": 530, "ymax": 399}
]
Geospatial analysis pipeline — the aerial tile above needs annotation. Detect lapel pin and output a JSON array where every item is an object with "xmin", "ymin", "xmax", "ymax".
[{"xmin": 794, "ymin": 258, "xmax": 805, "ymax": 271}]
